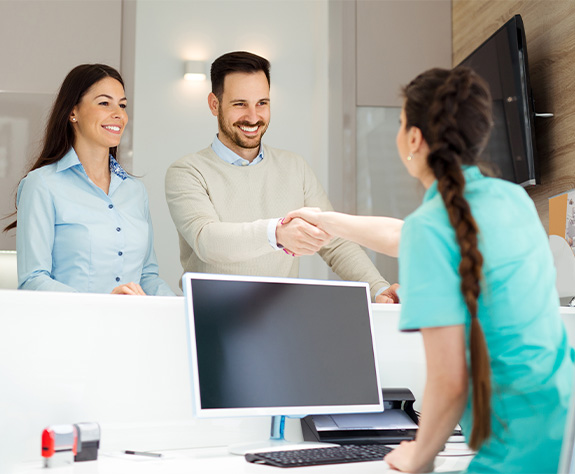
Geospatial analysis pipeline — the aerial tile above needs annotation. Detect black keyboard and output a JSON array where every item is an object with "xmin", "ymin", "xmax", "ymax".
[{"xmin": 245, "ymin": 444, "xmax": 393, "ymax": 468}]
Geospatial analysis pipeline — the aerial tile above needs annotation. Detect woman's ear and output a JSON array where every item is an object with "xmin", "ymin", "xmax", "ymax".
[
  {"xmin": 408, "ymin": 126, "xmax": 424, "ymax": 153},
  {"xmin": 409, "ymin": 126, "xmax": 431, "ymax": 162}
]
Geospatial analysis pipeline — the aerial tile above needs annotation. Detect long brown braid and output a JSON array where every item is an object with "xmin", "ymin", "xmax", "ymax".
[{"xmin": 403, "ymin": 67, "xmax": 493, "ymax": 450}]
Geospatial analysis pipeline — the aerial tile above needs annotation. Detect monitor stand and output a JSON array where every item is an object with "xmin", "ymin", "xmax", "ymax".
[{"xmin": 228, "ymin": 416, "xmax": 336, "ymax": 455}]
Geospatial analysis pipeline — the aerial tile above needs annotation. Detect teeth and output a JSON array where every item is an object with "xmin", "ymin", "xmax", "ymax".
[
  {"xmin": 239, "ymin": 125, "xmax": 258, "ymax": 132},
  {"xmin": 104, "ymin": 125, "xmax": 121, "ymax": 132}
]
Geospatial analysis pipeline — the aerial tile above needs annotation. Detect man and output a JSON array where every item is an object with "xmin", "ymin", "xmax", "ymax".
[{"xmin": 165, "ymin": 51, "xmax": 398, "ymax": 302}]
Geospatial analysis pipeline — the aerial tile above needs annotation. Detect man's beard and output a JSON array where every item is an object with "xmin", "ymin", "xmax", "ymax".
[{"xmin": 217, "ymin": 112, "xmax": 268, "ymax": 151}]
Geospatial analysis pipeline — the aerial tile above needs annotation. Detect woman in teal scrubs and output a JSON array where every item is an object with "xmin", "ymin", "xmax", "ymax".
[{"xmin": 284, "ymin": 67, "xmax": 574, "ymax": 473}]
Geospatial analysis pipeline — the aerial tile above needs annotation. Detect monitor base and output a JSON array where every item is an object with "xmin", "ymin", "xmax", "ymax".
[
  {"xmin": 228, "ymin": 439, "xmax": 337, "ymax": 456},
  {"xmin": 228, "ymin": 416, "xmax": 337, "ymax": 455}
]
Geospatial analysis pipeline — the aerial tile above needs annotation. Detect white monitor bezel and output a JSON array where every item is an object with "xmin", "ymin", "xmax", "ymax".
[{"xmin": 182, "ymin": 272, "xmax": 384, "ymax": 418}]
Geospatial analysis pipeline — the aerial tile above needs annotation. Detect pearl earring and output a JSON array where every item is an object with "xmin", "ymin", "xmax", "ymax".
[
  {"xmin": 407, "ymin": 154, "xmax": 413, "ymax": 161},
  {"xmin": 71, "ymin": 118, "xmax": 76, "ymax": 122}
]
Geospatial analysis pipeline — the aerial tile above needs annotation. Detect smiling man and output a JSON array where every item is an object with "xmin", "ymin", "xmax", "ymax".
[{"xmin": 165, "ymin": 51, "xmax": 397, "ymax": 302}]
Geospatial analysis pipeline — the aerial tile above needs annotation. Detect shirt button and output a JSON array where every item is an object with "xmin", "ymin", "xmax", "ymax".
[
  {"xmin": 116, "ymin": 227, "xmax": 121, "ymax": 232},
  {"xmin": 118, "ymin": 251, "xmax": 123, "ymax": 256},
  {"xmin": 115, "ymin": 277, "xmax": 120, "ymax": 282},
  {"xmin": 108, "ymin": 204, "xmax": 114, "ymax": 209}
]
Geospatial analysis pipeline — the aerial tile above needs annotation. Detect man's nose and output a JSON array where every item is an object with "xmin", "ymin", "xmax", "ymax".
[{"xmin": 244, "ymin": 105, "xmax": 258, "ymax": 123}]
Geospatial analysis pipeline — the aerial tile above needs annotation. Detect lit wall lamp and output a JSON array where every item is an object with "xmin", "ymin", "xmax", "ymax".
[{"xmin": 184, "ymin": 60, "xmax": 207, "ymax": 81}]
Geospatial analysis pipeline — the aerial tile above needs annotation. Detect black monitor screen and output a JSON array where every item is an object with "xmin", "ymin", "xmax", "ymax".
[
  {"xmin": 184, "ymin": 275, "xmax": 382, "ymax": 416},
  {"xmin": 460, "ymin": 14, "xmax": 538, "ymax": 187}
]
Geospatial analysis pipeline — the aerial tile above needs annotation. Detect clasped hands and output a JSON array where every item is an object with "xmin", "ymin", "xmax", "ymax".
[
  {"xmin": 276, "ymin": 207, "xmax": 399, "ymax": 304},
  {"xmin": 275, "ymin": 207, "xmax": 331, "ymax": 257},
  {"xmin": 111, "ymin": 282, "xmax": 147, "ymax": 296}
]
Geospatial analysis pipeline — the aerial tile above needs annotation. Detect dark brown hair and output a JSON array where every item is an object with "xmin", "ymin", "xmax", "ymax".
[
  {"xmin": 402, "ymin": 67, "xmax": 493, "ymax": 450},
  {"xmin": 3, "ymin": 64, "xmax": 124, "ymax": 232},
  {"xmin": 210, "ymin": 51, "xmax": 270, "ymax": 99}
]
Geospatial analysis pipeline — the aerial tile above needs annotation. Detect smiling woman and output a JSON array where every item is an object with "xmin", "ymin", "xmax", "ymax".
[
  {"xmin": 69, "ymin": 76, "xmax": 128, "ymax": 194},
  {"xmin": 2, "ymin": 64, "xmax": 174, "ymax": 296}
]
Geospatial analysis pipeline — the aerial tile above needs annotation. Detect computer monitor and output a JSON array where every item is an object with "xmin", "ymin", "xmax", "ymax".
[{"xmin": 182, "ymin": 273, "xmax": 383, "ymax": 452}]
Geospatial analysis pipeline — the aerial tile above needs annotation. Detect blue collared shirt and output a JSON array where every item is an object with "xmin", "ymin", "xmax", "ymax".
[
  {"xmin": 211, "ymin": 134, "xmax": 264, "ymax": 167},
  {"xmin": 16, "ymin": 148, "xmax": 174, "ymax": 295}
]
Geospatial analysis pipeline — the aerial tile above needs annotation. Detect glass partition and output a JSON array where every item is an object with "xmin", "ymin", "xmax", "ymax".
[
  {"xmin": 0, "ymin": 92, "xmax": 54, "ymax": 250},
  {"xmin": 356, "ymin": 107, "xmax": 425, "ymax": 284}
]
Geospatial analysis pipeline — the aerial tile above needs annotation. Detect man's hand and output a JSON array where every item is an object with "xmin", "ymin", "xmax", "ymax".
[
  {"xmin": 375, "ymin": 283, "xmax": 400, "ymax": 304},
  {"xmin": 276, "ymin": 217, "xmax": 332, "ymax": 256},
  {"xmin": 111, "ymin": 282, "xmax": 147, "ymax": 296}
]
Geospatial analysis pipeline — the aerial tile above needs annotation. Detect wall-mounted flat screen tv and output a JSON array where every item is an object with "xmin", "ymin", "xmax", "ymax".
[{"xmin": 459, "ymin": 14, "xmax": 539, "ymax": 187}]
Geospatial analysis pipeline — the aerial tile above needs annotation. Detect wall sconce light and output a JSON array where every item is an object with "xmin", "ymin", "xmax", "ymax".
[{"xmin": 184, "ymin": 60, "xmax": 207, "ymax": 81}]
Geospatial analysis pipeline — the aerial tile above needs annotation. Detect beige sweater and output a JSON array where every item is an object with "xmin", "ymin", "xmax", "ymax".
[{"xmin": 165, "ymin": 145, "xmax": 389, "ymax": 300}]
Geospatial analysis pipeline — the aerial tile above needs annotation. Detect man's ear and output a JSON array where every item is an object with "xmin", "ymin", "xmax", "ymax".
[{"xmin": 208, "ymin": 92, "xmax": 219, "ymax": 117}]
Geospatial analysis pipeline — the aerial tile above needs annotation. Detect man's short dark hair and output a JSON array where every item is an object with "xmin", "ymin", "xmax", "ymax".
[{"xmin": 211, "ymin": 51, "xmax": 271, "ymax": 99}]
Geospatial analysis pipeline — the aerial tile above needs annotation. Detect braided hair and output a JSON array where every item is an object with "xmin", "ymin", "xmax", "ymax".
[{"xmin": 402, "ymin": 67, "xmax": 493, "ymax": 450}]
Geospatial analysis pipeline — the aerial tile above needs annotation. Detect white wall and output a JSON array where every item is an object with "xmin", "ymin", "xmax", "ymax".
[
  {"xmin": 0, "ymin": 0, "xmax": 122, "ymax": 250},
  {"xmin": 132, "ymin": 0, "xmax": 330, "ymax": 294}
]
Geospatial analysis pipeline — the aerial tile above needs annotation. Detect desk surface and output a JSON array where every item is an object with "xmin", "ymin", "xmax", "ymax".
[
  {"xmin": 3, "ymin": 290, "xmax": 571, "ymax": 472},
  {"xmin": 15, "ymin": 445, "xmax": 472, "ymax": 473}
]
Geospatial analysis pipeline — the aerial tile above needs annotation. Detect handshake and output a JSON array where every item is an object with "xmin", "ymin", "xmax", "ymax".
[
  {"xmin": 275, "ymin": 207, "xmax": 403, "ymax": 304},
  {"xmin": 275, "ymin": 207, "xmax": 332, "ymax": 257}
]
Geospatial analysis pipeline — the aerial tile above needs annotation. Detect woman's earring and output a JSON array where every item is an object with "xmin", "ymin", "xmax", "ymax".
[
  {"xmin": 407, "ymin": 153, "xmax": 413, "ymax": 161},
  {"xmin": 71, "ymin": 118, "xmax": 76, "ymax": 122}
]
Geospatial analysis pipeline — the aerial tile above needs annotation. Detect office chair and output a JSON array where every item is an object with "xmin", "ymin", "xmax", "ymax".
[{"xmin": 0, "ymin": 250, "xmax": 18, "ymax": 289}]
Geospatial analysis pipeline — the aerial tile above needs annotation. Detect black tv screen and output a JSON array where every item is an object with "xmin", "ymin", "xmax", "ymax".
[{"xmin": 459, "ymin": 14, "xmax": 539, "ymax": 187}]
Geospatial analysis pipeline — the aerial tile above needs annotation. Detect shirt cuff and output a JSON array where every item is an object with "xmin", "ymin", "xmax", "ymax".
[
  {"xmin": 267, "ymin": 218, "xmax": 284, "ymax": 250},
  {"xmin": 374, "ymin": 285, "xmax": 390, "ymax": 299}
]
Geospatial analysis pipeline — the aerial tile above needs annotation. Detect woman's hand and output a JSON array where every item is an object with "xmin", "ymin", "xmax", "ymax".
[
  {"xmin": 283, "ymin": 207, "xmax": 324, "ymax": 228},
  {"xmin": 284, "ymin": 208, "xmax": 403, "ymax": 257},
  {"xmin": 111, "ymin": 282, "xmax": 147, "ymax": 295},
  {"xmin": 384, "ymin": 440, "xmax": 434, "ymax": 473},
  {"xmin": 276, "ymin": 216, "xmax": 332, "ymax": 257}
]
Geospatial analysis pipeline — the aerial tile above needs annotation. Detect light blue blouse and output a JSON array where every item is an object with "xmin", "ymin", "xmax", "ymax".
[
  {"xmin": 398, "ymin": 166, "xmax": 574, "ymax": 473},
  {"xmin": 16, "ymin": 148, "xmax": 174, "ymax": 296}
]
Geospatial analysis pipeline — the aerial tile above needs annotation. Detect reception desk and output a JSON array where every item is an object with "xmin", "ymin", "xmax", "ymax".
[{"xmin": 1, "ymin": 289, "xmax": 573, "ymax": 473}]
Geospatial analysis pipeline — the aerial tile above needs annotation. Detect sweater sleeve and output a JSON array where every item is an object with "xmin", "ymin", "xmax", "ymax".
[
  {"xmin": 165, "ymin": 155, "xmax": 275, "ymax": 265},
  {"xmin": 300, "ymin": 161, "xmax": 391, "ymax": 301}
]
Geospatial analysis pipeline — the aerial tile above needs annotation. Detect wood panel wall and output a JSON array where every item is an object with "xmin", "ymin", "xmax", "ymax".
[{"xmin": 452, "ymin": 0, "xmax": 575, "ymax": 231}]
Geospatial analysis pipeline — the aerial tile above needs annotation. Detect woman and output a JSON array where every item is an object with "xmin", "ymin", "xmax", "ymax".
[
  {"xmin": 4, "ymin": 64, "xmax": 173, "ymax": 296},
  {"xmin": 285, "ymin": 67, "xmax": 574, "ymax": 472}
]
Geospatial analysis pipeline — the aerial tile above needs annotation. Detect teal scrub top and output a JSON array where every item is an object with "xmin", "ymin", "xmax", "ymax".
[{"xmin": 398, "ymin": 166, "xmax": 574, "ymax": 473}]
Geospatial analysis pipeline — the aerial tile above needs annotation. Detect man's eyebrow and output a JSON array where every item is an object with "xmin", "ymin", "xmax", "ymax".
[{"xmin": 229, "ymin": 97, "xmax": 270, "ymax": 102}]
